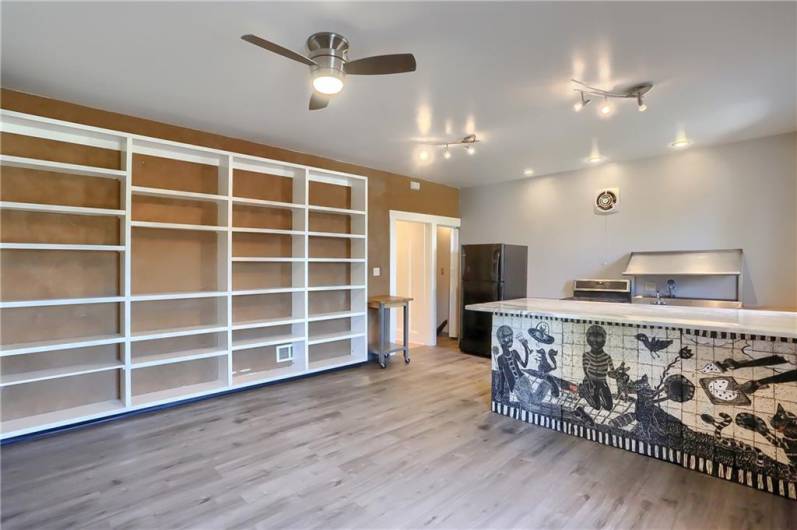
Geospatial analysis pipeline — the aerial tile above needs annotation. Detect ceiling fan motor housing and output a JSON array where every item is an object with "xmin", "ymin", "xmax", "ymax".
[{"xmin": 307, "ymin": 32, "xmax": 349, "ymax": 80}]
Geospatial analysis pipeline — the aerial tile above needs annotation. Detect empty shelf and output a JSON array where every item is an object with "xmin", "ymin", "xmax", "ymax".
[
  {"xmin": 0, "ymin": 201, "xmax": 126, "ymax": 217},
  {"xmin": 232, "ymin": 288, "xmax": 304, "ymax": 296},
  {"xmin": 0, "ymin": 243, "xmax": 125, "ymax": 252},
  {"xmin": 132, "ymin": 380, "xmax": 227, "ymax": 408},
  {"xmin": 0, "ymin": 155, "xmax": 126, "ymax": 180},
  {"xmin": 0, "ymin": 296, "xmax": 124, "ymax": 309},
  {"xmin": 232, "ymin": 257, "xmax": 304, "ymax": 263},
  {"xmin": 1, "ymin": 400, "xmax": 125, "ymax": 436},
  {"xmin": 232, "ymin": 197, "xmax": 305, "ymax": 210},
  {"xmin": 308, "ymin": 311, "xmax": 366, "ymax": 322},
  {"xmin": 232, "ymin": 333, "xmax": 304, "ymax": 352},
  {"xmin": 307, "ymin": 285, "xmax": 366, "ymax": 292},
  {"xmin": 307, "ymin": 204, "xmax": 365, "ymax": 215},
  {"xmin": 233, "ymin": 365, "xmax": 301, "ymax": 386},
  {"xmin": 308, "ymin": 355, "xmax": 361, "ymax": 372},
  {"xmin": 131, "ymin": 221, "xmax": 227, "ymax": 232},
  {"xmin": 131, "ymin": 291, "xmax": 227, "ymax": 302},
  {"xmin": 0, "ymin": 362, "xmax": 123, "ymax": 388},
  {"xmin": 132, "ymin": 186, "xmax": 228, "ymax": 203},
  {"xmin": 0, "ymin": 334, "xmax": 125, "ymax": 357},
  {"xmin": 307, "ymin": 258, "xmax": 365, "ymax": 263},
  {"xmin": 308, "ymin": 331, "xmax": 365, "ymax": 346},
  {"xmin": 131, "ymin": 324, "xmax": 227, "ymax": 342},
  {"xmin": 132, "ymin": 348, "xmax": 228, "ymax": 369},
  {"xmin": 307, "ymin": 231, "xmax": 366, "ymax": 239},
  {"xmin": 231, "ymin": 227, "xmax": 303, "ymax": 236},
  {"xmin": 369, "ymin": 342, "xmax": 407, "ymax": 355},
  {"xmin": 232, "ymin": 317, "xmax": 305, "ymax": 331}
]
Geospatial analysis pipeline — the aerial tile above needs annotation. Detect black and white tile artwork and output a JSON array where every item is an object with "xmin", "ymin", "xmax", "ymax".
[{"xmin": 490, "ymin": 313, "xmax": 797, "ymax": 500}]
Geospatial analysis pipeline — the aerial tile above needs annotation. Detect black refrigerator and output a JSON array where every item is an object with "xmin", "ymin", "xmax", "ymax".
[{"xmin": 459, "ymin": 244, "xmax": 528, "ymax": 356}]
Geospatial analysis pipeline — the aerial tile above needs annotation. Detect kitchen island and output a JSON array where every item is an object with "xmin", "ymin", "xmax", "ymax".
[{"xmin": 467, "ymin": 298, "xmax": 797, "ymax": 499}]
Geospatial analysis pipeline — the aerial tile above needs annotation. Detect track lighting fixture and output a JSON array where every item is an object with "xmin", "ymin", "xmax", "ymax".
[
  {"xmin": 573, "ymin": 91, "xmax": 590, "ymax": 112},
  {"xmin": 523, "ymin": 168, "xmax": 535, "ymax": 177},
  {"xmin": 435, "ymin": 134, "xmax": 479, "ymax": 159},
  {"xmin": 571, "ymin": 79, "xmax": 653, "ymax": 116}
]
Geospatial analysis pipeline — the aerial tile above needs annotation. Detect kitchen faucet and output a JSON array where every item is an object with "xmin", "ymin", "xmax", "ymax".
[{"xmin": 655, "ymin": 290, "xmax": 666, "ymax": 305}]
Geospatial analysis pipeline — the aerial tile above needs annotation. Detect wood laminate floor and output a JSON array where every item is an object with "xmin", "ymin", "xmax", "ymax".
[{"xmin": 2, "ymin": 339, "xmax": 796, "ymax": 529}]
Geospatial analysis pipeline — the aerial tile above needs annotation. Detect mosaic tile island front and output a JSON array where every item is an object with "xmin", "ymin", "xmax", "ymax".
[{"xmin": 467, "ymin": 299, "xmax": 797, "ymax": 500}]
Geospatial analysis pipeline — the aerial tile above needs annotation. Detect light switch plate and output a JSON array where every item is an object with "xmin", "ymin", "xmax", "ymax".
[
  {"xmin": 373, "ymin": 267, "xmax": 381, "ymax": 277},
  {"xmin": 410, "ymin": 181, "xmax": 421, "ymax": 191}
]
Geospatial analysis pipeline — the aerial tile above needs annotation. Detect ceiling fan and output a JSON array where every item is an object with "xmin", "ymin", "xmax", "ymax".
[{"xmin": 241, "ymin": 32, "xmax": 417, "ymax": 110}]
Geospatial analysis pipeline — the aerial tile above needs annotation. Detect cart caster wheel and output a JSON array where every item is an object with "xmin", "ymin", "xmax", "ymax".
[
  {"xmin": 379, "ymin": 361, "xmax": 387, "ymax": 369},
  {"xmin": 404, "ymin": 357, "xmax": 411, "ymax": 364}
]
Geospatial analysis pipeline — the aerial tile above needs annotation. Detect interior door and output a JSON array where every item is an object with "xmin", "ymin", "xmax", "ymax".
[
  {"xmin": 394, "ymin": 220, "xmax": 433, "ymax": 345},
  {"xmin": 448, "ymin": 228, "xmax": 460, "ymax": 338}
]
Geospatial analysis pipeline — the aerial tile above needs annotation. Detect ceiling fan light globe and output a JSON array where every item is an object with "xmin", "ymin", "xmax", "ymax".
[{"xmin": 312, "ymin": 69, "xmax": 345, "ymax": 95}]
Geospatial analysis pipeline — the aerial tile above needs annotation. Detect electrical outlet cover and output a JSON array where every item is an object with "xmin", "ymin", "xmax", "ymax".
[{"xmin": 276, "ymin": 344, "xmax": 294, "ymax": 363}]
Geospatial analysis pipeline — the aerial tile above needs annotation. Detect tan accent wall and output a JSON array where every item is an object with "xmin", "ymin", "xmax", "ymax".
[{"xmin": 0, "ymin": 89, "xmax": 460, "ymax": 299}]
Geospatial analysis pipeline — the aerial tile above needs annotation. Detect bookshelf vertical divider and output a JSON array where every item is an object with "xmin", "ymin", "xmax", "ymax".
[
  {"xmin": 121, "ymin": 136, "xmax": 133, "ymax": 408},
  {"xmin": 0, "ymin": 110, "xmax": 369, "ymax": 440}
]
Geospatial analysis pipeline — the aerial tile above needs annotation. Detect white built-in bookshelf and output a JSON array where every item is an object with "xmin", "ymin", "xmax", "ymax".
[{"xmin": 0, "ymin": 110, "xmax": 368, "ymax": 439}]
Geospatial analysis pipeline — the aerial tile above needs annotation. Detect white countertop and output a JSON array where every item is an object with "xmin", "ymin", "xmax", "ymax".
[{"xmin": 466, "ymin": 298, "xmax": 797, "ymax": 339}]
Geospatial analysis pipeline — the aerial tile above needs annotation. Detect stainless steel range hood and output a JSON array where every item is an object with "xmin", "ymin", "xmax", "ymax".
[
  {"xmin": 622, "ymin": 249, "xmax": 743, "ymax": 308},
  {"xmin": 623, "ymin": 249, "xmax": 742, "ymax": 276}
]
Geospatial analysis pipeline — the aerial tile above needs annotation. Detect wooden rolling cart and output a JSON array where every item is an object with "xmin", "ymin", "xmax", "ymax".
[{"xmin": 368, "ymin": 296, "xmax": 412, "ymax": 368}]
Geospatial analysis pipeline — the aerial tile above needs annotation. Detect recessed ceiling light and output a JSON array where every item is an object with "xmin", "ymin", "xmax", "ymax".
[
  {"xmin": 587, "ymin": 154, "xmax": 606, "ymax": 164},
  {"xmin": 523, "ymin": 168, "xmax": 535, "ymax": 176},
  {"xmin": 418, "ymin": 149, "xmax": 430, "ymax": 161},
  {"xmin": 670, "ymin": 138, "xmax": 692, "ymax": 149}
]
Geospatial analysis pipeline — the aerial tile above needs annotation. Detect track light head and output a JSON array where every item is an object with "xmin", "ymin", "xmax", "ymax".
[
  {"xmin": 637, "ymin": 94, "xmax": 647, "ymax": 112},
  {"xmin": 599, "ymin": 96, "xmax": 612, "ymax": 116},
  {"xmin": 465, "ymin": 144, "xmax": 475, "ymax": 155},
  {"xmin": 443, "ymin": 145, "xmax": 451, "ymax": 159},
  {"xmin": 573, "ymin": 91, "xmax": 591, "ymax": 112}
]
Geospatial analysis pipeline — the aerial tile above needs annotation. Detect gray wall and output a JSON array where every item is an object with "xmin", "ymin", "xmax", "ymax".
[{"xmin": 460, "ymin": 132, "xmax": 797, "ymax": 309}]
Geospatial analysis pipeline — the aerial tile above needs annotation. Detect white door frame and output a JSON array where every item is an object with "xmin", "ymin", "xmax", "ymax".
[{"xmin": 389, "ymin": 210, "xmax": 461, "ymax": 346}]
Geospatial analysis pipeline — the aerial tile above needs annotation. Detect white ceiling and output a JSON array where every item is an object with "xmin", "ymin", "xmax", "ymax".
[{"xmin": 2, "ymin": 2, "xmax": 795, "ymax": 187}]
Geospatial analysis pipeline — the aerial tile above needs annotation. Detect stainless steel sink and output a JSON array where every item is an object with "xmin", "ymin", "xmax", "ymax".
[{"xmin": 632, "ymin": 296, "xmax": 742, "ymax": 309}]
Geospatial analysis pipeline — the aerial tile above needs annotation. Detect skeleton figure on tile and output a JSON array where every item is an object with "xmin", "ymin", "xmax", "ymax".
[
  {"xmin": 578, "ymin": 325, "xmax": 615, "ymax": 411},
  {"xmin": 492, "ymin": 325, "xmax": 535, "ymax": 405}
]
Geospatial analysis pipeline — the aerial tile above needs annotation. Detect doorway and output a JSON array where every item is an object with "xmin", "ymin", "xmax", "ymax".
[{"xmin": 389, "ymin": 210, "xmax": 461, "ymax": 347}]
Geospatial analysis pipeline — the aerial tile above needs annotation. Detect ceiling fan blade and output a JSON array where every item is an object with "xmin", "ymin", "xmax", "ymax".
[
  {"xmin": 344, "ymin": 54, "xmax": 416, "ymax": 75},
  {"xmin": 241, "ymin": 34, "xmax": 317, "ymax": 67},
  {"xmin": 309, "ymin": 92, "xmax": 331, "ymax": 111}
]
